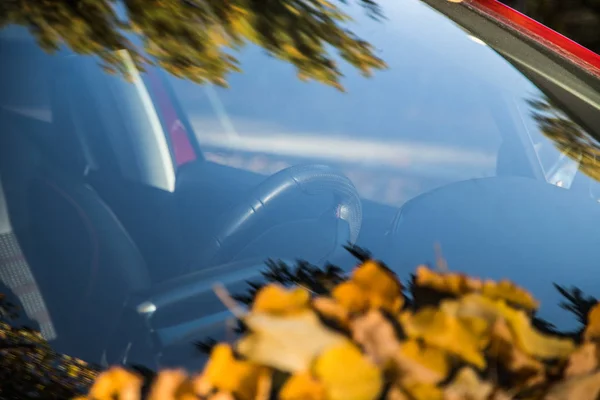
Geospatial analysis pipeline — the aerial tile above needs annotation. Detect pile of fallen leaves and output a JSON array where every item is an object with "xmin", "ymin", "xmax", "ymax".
[{"xmin": 76, "ymin": 255, "xmax": 600, "ymax": 400}]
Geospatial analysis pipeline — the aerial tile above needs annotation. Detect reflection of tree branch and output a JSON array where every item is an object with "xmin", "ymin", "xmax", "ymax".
[
  {"xmin": 1, "ymin": 0, "xmax": 386, "ymax": 90},
  {"xmin": 528, "ymin": 95, "xmax": 600, "ymax": 182}
]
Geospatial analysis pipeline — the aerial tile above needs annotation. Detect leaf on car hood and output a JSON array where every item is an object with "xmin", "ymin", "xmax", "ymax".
[
  {"xmin": 447, "ymin": 294, "xmax": 575, "ymax": 360},
  {"xmin": 584, "ymin": 302, "xmax": 600, "ymax": 342},
  {"xmin": 252, "ymin": 284, "xmax": 311, "ymax": 315},
  {"xmin": 280, "ymin": 372, "xmax": 326, "ymax": 400},
  {"xmin": 544, "ymin": 370, "xmax": 600, "ymax": 400},
  {"xmin": 414, "ymin": 266, "xmax": 539, "ymax": 311},
  {"xmin": 197, "ymin": 344, "xmax": 262, "ymax": 400},
  {"xmin": 237, "ymin": 310, "xmax": 347, "ymax": 373},
  {"xmin": 85, "ymin": 367, "xmax": 143, "ymax": 400},
  {"xmin": 443, "ymin": 367, "xmax": 494, "ymax": 400},
  {"xmin": 351, "ymin": 310, "xmax": 401, "ymax": 366},
  {"xmin": 350, "ymin": 260, "xmax": 404, "ymax": 314},
  {"xmin": 399, "ymin": 306, "xmax": 488, "ymax": 369},
  {"xmin": 394, "ymin": 339, "xmax": 450, "ymax": 385},
  {"xmin": 313, "ymin": 341, "xmax": 383, "ymax": 400}
]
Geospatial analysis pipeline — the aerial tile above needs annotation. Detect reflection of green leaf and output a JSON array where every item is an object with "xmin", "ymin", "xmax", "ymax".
[{"xmin": 0, "ymin": 0, "xmax": 387, "ymax": 90}]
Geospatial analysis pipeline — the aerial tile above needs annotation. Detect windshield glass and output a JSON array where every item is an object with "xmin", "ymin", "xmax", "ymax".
[{"xmin": 1, "ymin": 0, "xmax": 599, "ymax": 370}]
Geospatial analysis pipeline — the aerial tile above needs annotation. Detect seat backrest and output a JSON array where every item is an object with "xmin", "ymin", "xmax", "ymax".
[{"xmin": 0, "ymin": 110, "xmax": 152, "ymax": 362}]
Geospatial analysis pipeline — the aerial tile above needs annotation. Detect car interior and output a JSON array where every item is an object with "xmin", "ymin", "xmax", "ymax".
[{"xmin": 1, "ymin": 24, "xmax": 600, "ymax": 367}]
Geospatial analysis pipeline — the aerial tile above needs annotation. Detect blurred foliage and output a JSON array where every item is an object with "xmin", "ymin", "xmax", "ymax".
[
  {"xmin": 0, "ymin": 284, "xmax": 99, "ymax": 399},
  {"xmin": 0, "ymin": 0, "xmax": 386, "ymax": 91},
  {"xmin": 79, "ymin": 247, "xmax": 600, "ymax": 400}
]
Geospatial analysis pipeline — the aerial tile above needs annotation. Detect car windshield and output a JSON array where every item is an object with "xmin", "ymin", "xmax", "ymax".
[{"xmin": 1, "ymin": 0, "xmax": 599, "ymax": 370}]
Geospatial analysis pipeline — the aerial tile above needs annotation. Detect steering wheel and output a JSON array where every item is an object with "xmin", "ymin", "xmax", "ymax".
[{"xmin": 193, "ymin": 164, "xmax": 362, "ymax": 269}]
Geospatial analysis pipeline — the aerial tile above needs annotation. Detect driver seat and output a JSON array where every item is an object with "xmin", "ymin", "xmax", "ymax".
[{"xmin": 0, "ymin": 109, "xmax": 152, "ymax": 363}]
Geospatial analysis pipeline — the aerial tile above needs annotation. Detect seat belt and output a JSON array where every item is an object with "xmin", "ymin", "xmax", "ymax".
[{"xmin": 0, "ymin": 174, "xmax": 56, "ymax": 340}]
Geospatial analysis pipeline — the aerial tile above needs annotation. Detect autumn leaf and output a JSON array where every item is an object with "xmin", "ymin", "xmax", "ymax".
[
  {"xmin": 237, "ymin": 310, "xmax": 347, "ymax": 373},
  {"xmin": 399, "ymin": 306, "xmax": 488, "ymax": 369},
  {"xmin": 280, "ymin": 372, "xmax": 326, "ymax": 400},
  {"xmin": 394, "ymin": 339, "xmax": 450, "ymax": 385},
  {"xmin": 415, "ymin": 266, "xmax": 539, "ymax": 312},
  {"xmin": 564, "ymin": 342, "xmax": 599, "ymax": 377},
  {"xmin": 313, "ymin": 341, "xmax": 383, "ymax": 400},
  {"xmin": 313, "ymin": 296, "xmax": 351, "ymax": 327},
  {"xmin": 545, "ymin": 370, "xmax": 600, "ymax": 400},
  {"xmin": 147, "ymin": 370, "xmax": 196, "ymax": 400},
  {"xmin": 487, "ymin": 319, "xmax": 545, "ymax": 389},
  {"xmin": 350, "ymin": 260, "xmax": 404, "ymax": 313},
  {"xmin": 198, "ymin": 344, "xmax": 262, "ymax": 400},
  {"xmin": 401, "ymin": 383, "xmax": 444, "ymax": 400},
  {"xmin": 252, "ymin": 284, "xmax": 311, "ymax": 315},
  {"xmin": 443, "ymin": 367, "xmax": 494, "ymax": 400},
  {"xmin": 85, "ymin": 367, "xmax": 143, "ymax": 400},
  {"xmin": 584, "ymin": 303, "xmax": 600, "ymax": 341},
  {"xmin": 351, "ymin": 310, "xmax": 401, "ymax": 366},
  {"xmin": 447, "ymin": 294, "xmax": 575, "ymax": 360},
  {"xmin": 332, "ymin": 281, "xmax": 370, "ymax": 314}
]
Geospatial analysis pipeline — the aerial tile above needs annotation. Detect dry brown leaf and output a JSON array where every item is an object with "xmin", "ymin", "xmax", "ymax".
[
  {"xmin": 395, "ymin": 339, "xmax": 450, "ymax": 385},
  {"xmin": 443, "ymin": 367, "xmax": 494, "ymax": 400},
  {"xmin": 238, "ymin": 310, "xmax": 347, "ymax": 373},
  {"xmin": 544, "ymin": 370, "xmax": 600, "ymax": 400},
  {"xmin": 313, "ymin": 342, "xmax": 383, "ymax": 400},
  {"xmin": 351, "ymin": 310, "xmax": 401, "ymax": 366},
  {"xmin": 584, "ymin": 303, "xmax": 600, "ymax": 342},
  {"xmin": 280, "ymin": 372, "xmax": 326, "ymax": 400},
  {"xmin": 564, "ymin": 342, "xmax": 599, "ymax": 377},
  {"xmin": 252, "ymin": 284, "xmax": 311, "ymax": 315}
]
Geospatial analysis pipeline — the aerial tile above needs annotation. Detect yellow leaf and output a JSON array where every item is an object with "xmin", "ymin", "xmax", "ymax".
[
  {"xmin": 280, "ymin": 372, "xmax": 326, "ymax": 400},
  {"xmin": 443, "ymin": 368, "xmax": 494, "ymax": 400},
  {"xmin": 399, "ymin": 307, "xmax": 487, "ymax": 369},
  {"xmin": 313, "ymin": 342, "xmax": 383, "ymax": 400},
  {"xmin": 585, "ymin": 303, "xmax": 600, "ymax": 341},
  {"xmin": 252, "ymin": 284, "xmax": 310, "ymax": 315},
  {"xmin": 447, "ymin": 294, "xmax": 575, "ymax": 360},
  {"xmin": 415, "ymin": 266, "xmax": 539, "ymax": 311},
  {"xmin": 201, "ymin": 344, "xmax": 261, "ymax": 400},
  {"xmin": 148, "ymin": 370, "xmax": 196, "ymax": 400},
  {"xmin": 87, "ymin": 367, "xmax": 143, "ymax": 400},
  {"xmin": 351, "ymin": 260, "xmax": 404, "ymax": 313},
  {"xmin": 238, "ymin": 310, "xmax": 347, "ymax": 373},
  {"xmin": 402, "ymin": 383, "xmax": 443, "ymax": 400},
  {"xmin": 395, "ymin": 340, "xmax": 449, "ymax": 385},
  {"xmin": 487, "ymin": 319, "xmax": 544, "ymax": 389},
  {"xmin": 332, "ymin": 282, "xmax": 369, "ymax": 314},
  {"xmin": 312, "ymin": 296, "xmax": 350, "ymax": 327}
]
